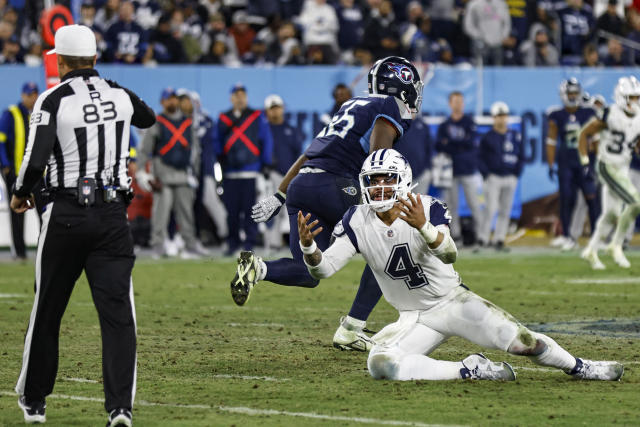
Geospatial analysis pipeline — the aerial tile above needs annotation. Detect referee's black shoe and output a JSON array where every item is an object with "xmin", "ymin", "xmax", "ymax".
[
  {"xmin": 18, "ymin": 396, "xmax": 46, "ymax": 424},
  {"xmin": 107, "ymin": 408, "xmax": 132, "ymax": 427}
]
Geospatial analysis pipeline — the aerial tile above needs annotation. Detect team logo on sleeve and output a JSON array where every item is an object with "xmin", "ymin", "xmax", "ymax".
[
  {"xmin": 342, "ymin": 186, "xmax": 358, "ymax": 196},
  {"xmin": 387, "ymin": 63, "xmax": 414, "ymax": 84},
  {"xmin": 333, "ymin": 221, "xmax": 345, "ymax": 237}
]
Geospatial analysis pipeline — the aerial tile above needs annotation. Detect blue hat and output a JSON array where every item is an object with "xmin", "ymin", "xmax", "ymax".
[
  {"xmin": 21, "ymin": 82, "xmax": 39, "ymax": 95},
  {"xmin": 231, "ymin": 82, "xmax": 246, "ymax": 94},
  {"xmin": 161, "ymin": 87, "xmax": 177, "ymax": 100}
]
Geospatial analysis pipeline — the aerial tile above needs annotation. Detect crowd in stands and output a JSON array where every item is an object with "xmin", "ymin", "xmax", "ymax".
[{"xmin": 3, "ymin": 0, "xmax": 640, "ymax": 67}]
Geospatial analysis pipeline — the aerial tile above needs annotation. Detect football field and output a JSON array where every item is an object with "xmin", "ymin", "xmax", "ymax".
[{"xmin": 1, "ymin": 249, "xmax": 639, "ymax": 426}]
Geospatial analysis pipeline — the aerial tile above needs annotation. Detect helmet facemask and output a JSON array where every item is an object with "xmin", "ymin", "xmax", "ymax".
[
  {"xmin": 359, "ymin": 149, "xmax": 413, "ymax": 213},
  {"xmin": 615, "ymin": 77, "xmax": 640, "ymax": 116},
  {"xmin": 559, "ymin": 78, "xmax": 582, "ymax": 108}
]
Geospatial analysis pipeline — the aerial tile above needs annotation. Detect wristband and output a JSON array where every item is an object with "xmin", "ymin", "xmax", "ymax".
[
  {"xmin": 419, "ymin": 222, "xmax": 438, "ymax": 244},
  {"xmin": 300, "ymin": 239, "xmax": 317, "ymax": 255},
  {"xmin": 275, "ymin": 190, "xmax": 286, "ymax": 203},
  {"xmin": 546, "ymin": 137, "xmax": 556, "ymax": 146},
  {"xmin": 579, "ymin": 154, "xmax": 589, "ymax": 166}
]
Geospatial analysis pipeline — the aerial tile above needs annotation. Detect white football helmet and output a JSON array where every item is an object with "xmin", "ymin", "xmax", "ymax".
[
  {"xmin": 359, "ymin": 149, "xmax": 412, "ymax": 212},
  {"xmin": 614, "ymin": 76, "xmax": 640, "ymax": 115}
]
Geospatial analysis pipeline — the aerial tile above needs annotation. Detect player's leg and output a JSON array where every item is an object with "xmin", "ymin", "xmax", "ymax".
[
  {"xmin": 333, "ymin": 265, "xmax": 382, "ymax": 351},
  {"xmin": 445, "ymin": 178, "xmax": 460, "ymax": 239},
  {"xmin": 420, "ymin": 287, "xmax": 623, "ymax": 380},
  {"xmin": 600, "ymin": 162, "xmax": 640, "ymax": 267},
  {"xmin": 579, "ymin": 168, "xmax": 601, "ymax": 238},
  {"xmin": 569, "ymin": 192, "xmax": 587, "ymax": 241},
  {"xmin": 460, "ymin": 174, "xmax": 484, "ymax": 240},
  {"xmin": 367, "ymin": 312, "xmax": 514, "ymax": 381},
  {"xmin": 149, "ymin": 185, "xmax": 173, "ymax": 256},
  {"xmin": 582, "ymin": 184, "xmax": 620, "ymax": 269},
  {"xmin": 222, "ymin": 178, "xmax": 242, "ymax": 255},
  {"xmin": 625, "ymin": 167, "xmax": 640, "ymax": 240},
  {"xmin": 478, "ymin": 174, "xmax": 498, "ymax": 246},
  {"xmin": 240, "ymin": 177, "xmax": 258, "ymax": 251},
  {"xmin": 493, "ymin": 175, "xmax": 517, "ymax": 247},
  {"xmin": 558, "ymin": 165, "xmax": 578, "ymax": 243}
]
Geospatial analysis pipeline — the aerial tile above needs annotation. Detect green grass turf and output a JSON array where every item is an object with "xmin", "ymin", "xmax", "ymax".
[{"xmin": 0, "ymin": 250, "xmax": 639, "ymax": 426}]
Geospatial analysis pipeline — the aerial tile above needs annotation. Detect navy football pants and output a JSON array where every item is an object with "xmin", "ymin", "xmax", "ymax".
[{"xmin": 558, "ymin": 164, "xmax": 600, "ymax": 237}]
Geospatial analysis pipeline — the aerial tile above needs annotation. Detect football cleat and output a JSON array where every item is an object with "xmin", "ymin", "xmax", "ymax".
[
  {"xmin": 606, "ymin": 244, "xmax": 630, "ymax": 268},
  {"xmin": 568, "ymin": 358, "xmax": 624, "ymax": 381},
  {"xmin": 230, "ymin": 251, "xmax": 262, "ymax": 306},
  {"xmin": 550, "ymin": 235, "xmax": 567, "ymax": 248},
  {"xmin": 561, "ymin": 237, "xmax": 577, "ymax": 251},
  {"xmin": 460, "ymin": 353, "xmax": 516, "ymax": 381},
  {"xmin": 333, "ymin": 324, "xmax": 374, "ymax": 352},
  {"xmin": 107, "ymin": 408, "xmax": 132, "ymax": 427},
  {"xmin": 18, "ymin": 396, "xmax": 46, "ymax": 424},
  {"xmin": 581, "ymin": 247, "xmax": 605, "ymax": 270}
]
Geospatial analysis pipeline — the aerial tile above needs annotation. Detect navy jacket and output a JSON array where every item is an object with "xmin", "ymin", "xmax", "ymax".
[
  {"xmin": 479, "ymin": 128, "xmax": 525, "ymax": 177},
  {"xmin": 269, "ymin": 122, "xmax": 304, "ymax": 176},
  {"xmin": 395, "ymin": 117, "xmax": 433, "ymax": 176},
  {"xmin": 435, "ymin": 114, "xmax": 478, "ymax": 176}
]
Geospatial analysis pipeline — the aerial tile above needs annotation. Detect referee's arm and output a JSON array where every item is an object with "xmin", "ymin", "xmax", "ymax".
[
  {"xmin": 11, "ymin": 93, "xmax": 58, "ymax": 211},
  {"xmin": 106, "ymin": 80, "xmax": 156, "ymax": 128}
]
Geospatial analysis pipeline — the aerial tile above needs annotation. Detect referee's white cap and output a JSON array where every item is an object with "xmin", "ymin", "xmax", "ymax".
[
  {"xmin": 490, "ymin": 101, "xmax": 509, "ymax": 116},
  {"xmin": 47, "ymin": 25, "xmax": 97, "ymax": 57}
]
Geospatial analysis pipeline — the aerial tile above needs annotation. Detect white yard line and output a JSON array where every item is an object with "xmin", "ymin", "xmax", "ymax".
[
  {"xmin": 0, "ymin": 293, "xmax": 28, "ymax": 298},
  {"xmin": 565, "ymin": 277, "xmax": 640, "ymax": 285},
  {"xmin": 226, "ymin": 322, "xmax": 285, "ymax": 327},
  {"xmin": 0, "ymin": 391, "xmax": 465, "ymax": 427}
]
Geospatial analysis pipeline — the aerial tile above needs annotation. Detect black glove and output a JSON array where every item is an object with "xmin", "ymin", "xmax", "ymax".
[
  {"xmin": 581, "ymin": 164, "xmax": 593, "ymax": 179},
  {"xmin": 548, "ymin": 165, "xmax": 557, "ymax": 181}
]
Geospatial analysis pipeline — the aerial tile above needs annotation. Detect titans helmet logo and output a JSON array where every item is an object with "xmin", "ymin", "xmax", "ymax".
[{"xmin": 386, "ymin": 63, "xmax": 414, "ymax": 84}]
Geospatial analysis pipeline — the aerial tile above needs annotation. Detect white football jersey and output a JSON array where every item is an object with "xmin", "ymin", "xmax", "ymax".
[
  {"xmin": 329, "ymin": 195, "xmax": 462, "ymax": 311},
  {"xmin": 597, "ymin": 104, "xmax": 640, "ymax": 168}
]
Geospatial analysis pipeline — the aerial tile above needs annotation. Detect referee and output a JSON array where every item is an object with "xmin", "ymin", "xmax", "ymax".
[{"xmin": 10, "ymin": 25, "xmax": 155, "ymax": 426}]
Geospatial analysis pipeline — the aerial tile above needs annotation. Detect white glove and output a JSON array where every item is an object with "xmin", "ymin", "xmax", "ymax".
[
  {"xmin": 251, "ymin": 191, "xmax": 286, "ymax": 223},
  {"xmin": 135, "ymin": 170, "xmax": 153, "ymax": 193}
]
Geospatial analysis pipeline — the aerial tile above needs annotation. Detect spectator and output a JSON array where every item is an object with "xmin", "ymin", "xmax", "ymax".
[
  {"xmin": 268, "ymin": 20, "xmax": 296, "ymax": 62},
  {"xmin": 502, "ymin": 30, "xmax": 521, "ymax": 65},
  {"xmin": 557, "ymin": 0, "xmax": 595, "ymax": 60},
  {"xmin": 435, "ymin": 91, "xmax": 483, "ymax": 244},
  {"xmin": 400, "ymin": 1, "xmax": 424, "ymax": 50},
  {"xmin": 149, "ymin": 12, "xmax": 188, "ymax": 63},
  {"xmin": 23, "ymin": 40, "xmax": 42, "ymax": 66},
  {"xmin": 137, "ymin": 87, "xmax": 209, "ymax": 258},
  {"xmin": 507, "ymin": 0, "xmax": 530, "ymax": 42},
  {"xmin": 428, "ymin": 0, "xmax": 459, "ymax": 41},
  {"xmin": 105, "ymin": 0, "xmax": 150, "ymax": 63},
  {"xmin": 0, "ymin": 33, "xmax": 22, "ymax": 63},
  {"xmin": 133, "ymin": 0, "xmax": 161, "ymax": 31},
  {"xmin": 298, "ymin": 0, "xmax": 339, "ymax": 63},
  {"xmin": 626, "ymin": 9, "xmax": 640, "ymax": 63},
  {"xmin": 277, "ymin": 36, "xmax": 306, "ymax": 65},
  {"xmin": 363, "ymin": 0, "xmax": 402, "ymax": 59},
  {"xmin": 596, "ymin": 0, "xmax": 626, "ymax": 37},
  {"xmin": 229, "ymin": 9, "xmax": 255, "ymax": 56},
  {"xmin": 95, "ymin": 0, "xmax": 121, "ymax": 30},
  {"xmin": 580, "ymin": 42, "xmax": 604, "ymax": 65},
  {"xmin": 215, "ymin": 83, "xmax": 273, "ymax": 256},
  {"xmin": 335, "ymin": 0, "xmax": 364, "ymax": 61},
  {"xmin": 520, "ymin": 23, "xmax": 560, "ymax": 66},
  {"xmin": 409, "ymin": 13, "xmax": 435, "ymax": 62},
  {"xmin": 328, "ymin": 82, "xmax": 352, "ymax": 117},
  {"xmin": 463, "ymin": 0, "xmax": 512, "ymax": 65},
  {"xmin": 198, "ymin": 32, "xmax": 241, "ymax": 65},
  {"xmin": 242, "ymin": 37, "xmax": 271, "ymax": 64},
  {"xmin": 79, "ymin": 0, "xmax": 108, "ymax": 60},
  {"xmin": 602, "ymin": 37, "xmax": 633, "ymax": 65},
  {"xmin": 593, "ymin": 0, "xmax": 628, "ymax": 19},
  {"xmin": 353, "ymin": 45, "xmax": 373, "ymax": 65},
  {"xmin": 431, "ymin": 38, "xmax": 457, "ymax": 65}
]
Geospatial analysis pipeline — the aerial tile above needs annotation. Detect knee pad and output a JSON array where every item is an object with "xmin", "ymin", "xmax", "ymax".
[
  {"xmin": 368, "ymin": 351, "xmax": 400, "ymax": 380},
  {"xmin": 507, "ymin": 329, "xmax": 547, "ymax": 356}
]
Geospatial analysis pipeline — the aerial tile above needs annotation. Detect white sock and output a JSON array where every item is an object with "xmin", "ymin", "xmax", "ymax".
[
  {"xmin": 612, "ymin": 204, "xmax": 640, "ymax": 246},
  {"xmin": 343, "ymin": 315, "xmax": 366, "ymax": 331},
  {"xmin": 587, "ymin": 212, "xmax": 615, "ymax": 251},
  {"xmin": 529, "ymin": 333, "xmax": 576, "ymax": 371},
  {"xmin": 258, "ymin": 260, "xmax": 267, "ymax": 281},
  {"xmin": 396, "ymin": 354, "xmax": 464, "ymax": 380}
]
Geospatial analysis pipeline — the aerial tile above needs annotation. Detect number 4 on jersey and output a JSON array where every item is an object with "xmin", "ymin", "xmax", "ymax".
[{"xmin": 385, "ymin": 243, "xmax": 429, "ymax": 289}]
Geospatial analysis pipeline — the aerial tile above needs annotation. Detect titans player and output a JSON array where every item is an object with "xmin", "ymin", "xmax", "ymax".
[
  {"xmin": 231, "ymin": 56, "xmax": 424, "ymax": 351},
  {"xmin": 546, "ymin": 78, "xmax": 599, "ymax": 250},
  {"xmin": 298, "ymin": 148, "xmax": 623, "ymax": 382}
]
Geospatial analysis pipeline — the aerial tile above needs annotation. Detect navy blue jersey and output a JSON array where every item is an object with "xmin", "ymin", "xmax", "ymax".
[
  {"xmin": 548, "ymin": 106, "xmax": 595, "ymax": 168},
  {"xmin": 435, "ymin": 114, "xmax": 478, "ymax": 176},
  {"xmin": 479, "ymin": 128, "xmax": 525, "ymax": 177},
  {"xmin": 304, "ymin": 95, "xmax": 411, "ymax": 178},
  {"xmin": 558, "ymin": 5, "xmax": 594, "ymax": 56},
  {"xmin": 270, "ymin": 122, "xmax": 304, "ymax": 175},
  {"xmin": 395, "ymin": 116, "xmax": 433, "ymax": 175},
  {"xmin": 631, "ymin": 151, "xmax": 640, "ymax": 171}
]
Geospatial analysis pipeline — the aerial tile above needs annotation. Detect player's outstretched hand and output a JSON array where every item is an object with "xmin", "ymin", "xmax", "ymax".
[
  {"xmin": 297, "ymin": 211, "xmax": 323, "ymax": 247},
  {"xmin": 396, "ymin": 193, "xmax": 426, "ymax": 229}
]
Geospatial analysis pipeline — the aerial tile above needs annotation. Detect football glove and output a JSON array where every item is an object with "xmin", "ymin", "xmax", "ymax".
[
  {"xmin": 135, "ymin": 171, "xmax": 153, "ymax": 193},
  {"xmin": 548, "ymin": 165, "xmax": 557, "ymax": 181},
  {"xmin": 251, "ymin": 191, "xmax": 286, "ymax": 223}
]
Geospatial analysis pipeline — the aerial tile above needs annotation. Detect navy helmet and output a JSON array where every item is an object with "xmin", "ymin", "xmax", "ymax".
[
  {"xmin": 559, "ymin": 77, "xmax": 582, "ymax": 108},
  {"xmin": 368, "ymin": 56, "xmax": 424, "ymax": 117}
]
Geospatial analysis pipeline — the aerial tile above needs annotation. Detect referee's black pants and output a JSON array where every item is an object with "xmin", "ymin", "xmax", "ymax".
[{"xmin": 15, "ymin": 193, "xmax": 137, "ymax": 413}]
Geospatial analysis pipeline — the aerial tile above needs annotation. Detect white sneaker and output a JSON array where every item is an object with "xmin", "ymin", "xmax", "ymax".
[
  {"xmin": 568, "ymin": 358, "xmax": 624, "ymax": 381},
  {"xmin": 188, "ymin": 242, "xmax": 211, "ymax": 257},
  {"xmin": 561, "ymin": 238, "xmax": 577, "ymax": 251},
  {"xmin": 179, "ymin": 250, "xmax": 201, "ymax": 260},
  {"xmin": 580, "ymin": 247, "xmax": 605, "ymax": 270},
  {"xmin": 230, "ymin": 251, "xmax": 262, "ymax": 306},
  {"xmin": 107, "ymin": 408, "xmax": 132, "ymax": 427},
  {"xmin": 18, "ymin": 396, "xmax": 46, "ymax": 424},
  {"xmin": 606, "ymin": 244, "xmax": 631, "ymax": 268},
  {"xmin": 550, "ymin": 235, "xmax": 567, "ymax": 248},
  {"xmin": 332, "ymin": 323, "xmax": 374, "ymax": 352},
  {"xmin": 460, "ymin": 353, "xmax": 516, "ymax": 381}
]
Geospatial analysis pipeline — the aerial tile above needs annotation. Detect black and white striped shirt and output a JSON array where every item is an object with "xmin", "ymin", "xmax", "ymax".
[{"xmin": 14, "ymin": 68, "xmax": 155, "ymax": 197}]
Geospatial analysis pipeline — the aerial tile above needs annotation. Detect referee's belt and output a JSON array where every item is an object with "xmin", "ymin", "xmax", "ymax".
[{"xmin": 46, "ymin": 187, "xmax": 128, "ymax": 203}]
